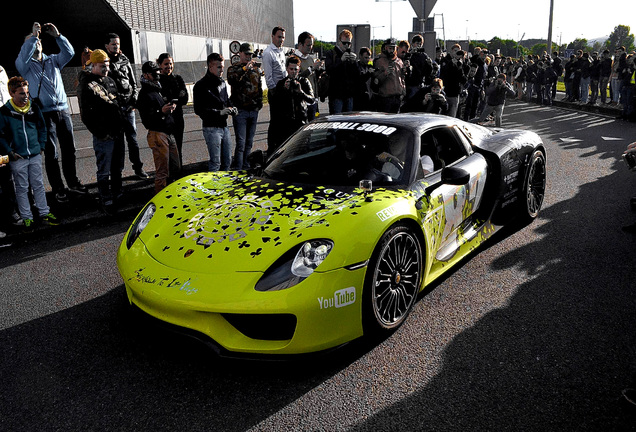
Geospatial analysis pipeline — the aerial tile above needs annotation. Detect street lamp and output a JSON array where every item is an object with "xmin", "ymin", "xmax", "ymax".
[{"xmin": 372, "ymin": 25, "xmax": 386, "ymax": 58}]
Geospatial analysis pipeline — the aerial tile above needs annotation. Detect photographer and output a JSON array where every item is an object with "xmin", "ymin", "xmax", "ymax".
[
  {"xmin": 227, "ymin": 43, "xmax": 263, "ymax": 169},
  {"xmin": 16, "ymin": 22, "xmax": 87, "ymax": 202},
  {"xmin": 269, "ymin": 56, "xmax": 314, "ymax": 150},
  {"xmin": 373, "ymin": 38, "xmax": 407, "ymax": 113},
  {"xmin": 401, "ymin": 78, "xmax": 448, "ymax": 114},
  {"xmin": 353, "ymin": 47, "xmax": 375, "ymax": 111},
  {"xmin": 404, "ymin": 34, "xmax": 435, "ymax": 101},
  {"xmin": 439, "ymin": 46, "xmax": 467, "ymax": 117},
  {"xmin": 324, "ymin": 29, "xmax": 360, "ymax": 114},
  {"xmin": 477, "ymin": 73, "xmax": 515, "ymax": 127},
  {"xmin": 137, "ymin": 61, "xmax": 180, "ymax": 194}
]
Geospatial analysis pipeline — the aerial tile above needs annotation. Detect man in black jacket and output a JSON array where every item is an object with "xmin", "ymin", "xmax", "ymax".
[
  {"xmin": 77, "ymin": 49, "xmax": 124, "ymax": 214},
  {"xmin": 477, "ymin": 73, "xmax": 516, "ymax": 127},
  {"xmin": 324, "ymin": 29, "xmax": 359, "ymax": 114},
  {"xmin": 137, "ymin": 61, "xmax": 180, "ymax": 193},
  {"xmin": 104, "ymin": 33, "xmax": 148, "ymax": 179},
  {"xmin": 193, "ymin": 53, "xmax": 236, "ymax": 171}
]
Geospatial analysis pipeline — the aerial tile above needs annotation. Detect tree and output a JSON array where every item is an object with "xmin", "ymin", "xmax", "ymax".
[
  {"xmin": 605, "ymin": 25, "xmax": 635, "ymax": 51},
  {"xmin": 531, "ymin": 43, "xmax": 548, "ymax": 56},
  {"xmin": 567, "ymin": 38, "xmax": 588, "ymax": 51}
]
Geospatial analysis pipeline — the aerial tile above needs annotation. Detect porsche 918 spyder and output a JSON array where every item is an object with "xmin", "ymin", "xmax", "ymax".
[{"xmin": 117, "ymin": 113, "xmax": 546, "ymax": 356}]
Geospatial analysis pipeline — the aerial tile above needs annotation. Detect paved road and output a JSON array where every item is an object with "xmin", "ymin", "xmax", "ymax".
[{"xmin": 1, "ymin": 101, "xmax": 636, "ymax": 431}]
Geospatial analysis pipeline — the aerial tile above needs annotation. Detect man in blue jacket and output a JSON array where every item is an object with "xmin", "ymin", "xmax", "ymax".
[
  {"xmin": 0, "ymin": 77, "xmax": 59, "ymax": 230},
  {"xmin": 15, "ymin": 22, "xmax": 87, "ymax": 202}
]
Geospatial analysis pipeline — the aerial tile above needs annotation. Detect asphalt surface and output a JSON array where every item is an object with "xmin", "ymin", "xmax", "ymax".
[{"xmin": 2, "ymin": 98, "xmax": 636, "ymax": 431}]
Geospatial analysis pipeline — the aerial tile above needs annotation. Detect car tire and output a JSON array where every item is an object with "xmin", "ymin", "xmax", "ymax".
[
  {"xmin": 520, "ymin": 150, "xmax": 546, "ymax": 221},
  {"xmin": 362, "ymin": 224, "xmax": 423, "ymax": 335}
]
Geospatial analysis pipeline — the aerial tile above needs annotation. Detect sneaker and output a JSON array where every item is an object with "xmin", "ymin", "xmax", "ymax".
[
  {"xmin": 42, "ymin": 213, "xmax": 60, "ymax": 226},
  {"xmin": 101, "ymin": 200, "xmax": 116, "ymax": 216},
  {"xmin": 134, "ymin": 169, "xmax": 150, "ymax": 180},
  {"xmin": 69, "ymin": 183, "xmax": 89, "ymax": 194},
  {"xmin": 23, "ymin": 218, "xmax": 34, "ymax": 232},
  {"xmin": 11, "ymin": 211, "xmax": 23, "ymax": 226},
  {"xmin": 55, "ymin": 191, "xmax": 69, "ymax": 203}
]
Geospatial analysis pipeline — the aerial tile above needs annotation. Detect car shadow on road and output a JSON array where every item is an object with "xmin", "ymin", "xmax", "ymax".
[{"xmin": 346, "ymin": 128, "xmax": 636, "ymax": 430}]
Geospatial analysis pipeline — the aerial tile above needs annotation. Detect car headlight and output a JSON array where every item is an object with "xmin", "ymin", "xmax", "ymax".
[
  {"xmin": 291, "ymin": 240, "xmax": 333, "ymax": 277},
  {"xmin": 255, "ymin": 239, "xmax": 334, "ymax": 292},
  {"xmin": 126, "ymin": 203, "xmax": 156, "ymax": 249}
]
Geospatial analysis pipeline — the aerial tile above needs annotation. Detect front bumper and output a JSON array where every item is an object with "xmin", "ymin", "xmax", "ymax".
[{"xmin": 117, "ymin": 239, "xmax": 367, "ymax": 355}]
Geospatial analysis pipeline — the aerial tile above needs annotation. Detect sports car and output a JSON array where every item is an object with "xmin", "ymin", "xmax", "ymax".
[{"xmin": 117, "ymin": 113, "xmax": 546, "ymax": 356}]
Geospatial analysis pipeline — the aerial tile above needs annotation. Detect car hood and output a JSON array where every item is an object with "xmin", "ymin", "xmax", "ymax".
[{"xmin": 138, "ymin": 172, "xmax": 396, "ymax": 273}]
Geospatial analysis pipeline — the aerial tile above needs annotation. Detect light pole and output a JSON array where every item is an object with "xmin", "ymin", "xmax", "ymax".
[{"xmin": 372, "ymin": 25, "xmax": 385, "ymax": 58}]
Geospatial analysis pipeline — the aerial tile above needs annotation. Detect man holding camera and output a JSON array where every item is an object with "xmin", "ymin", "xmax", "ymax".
[
  {"xmin": 16, "ymin": 22, "xmax": 87, "ymax": 202},
  {"xmin": 403, "ymin": 35, "xmax": 435, "ymax": 101},
  {"xmin": 324, "ymin": 29, "xmax": 359, "ymax": 114},
  {"xmin": 193, "ymin": 53, "xmax": 236, "ymax": 172},
  {"xmin": 137, "ymin": 61, "xmax": 180, "ymax": 193},
  {"xmin": 477, "ymin": 73, "xmax": 515, "ymax": 127},
  {"xmin": 373, "ymin": 38, "xmax": 406, "ymax": 113},
  {"xmin": 227, "ymin": 43, "xmax": 263, "ymax": 169},
  {"xmin": 269, "ymin": 56, "xmax": 314, "ymax": 150}
]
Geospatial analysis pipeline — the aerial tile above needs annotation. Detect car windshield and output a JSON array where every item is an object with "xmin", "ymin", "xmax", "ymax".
[{"xmin": 263, "ymin": 122, "xmax": 415, "ymax": 187}]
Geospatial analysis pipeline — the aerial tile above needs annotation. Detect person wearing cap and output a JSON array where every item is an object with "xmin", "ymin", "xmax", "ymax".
[
  {"xmin": 372, "ymin": 38, "xmax": 407, "ymax": 113},
  {"xmin": 77, "ymin": 49, "xmax": 125, "ymax": 215},
  {"xmin": 324, "ymin": 29, "xmax": 359, "ymax": 114},
  {"xmin": 137, "ymin": 61, "xmax": 180, "ymax": 193},
  {"xmin": 16, "ymin": 22, "xmax": 88, "ymax": 203},
  {"xmin": 227, "ymin": 43, "xmax": 263, "ymax": 170}
]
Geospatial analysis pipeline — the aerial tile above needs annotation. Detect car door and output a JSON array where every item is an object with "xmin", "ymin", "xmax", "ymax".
[{"xmin": 413, "ymin": 125, "xmax": 488, "ymax": 264}]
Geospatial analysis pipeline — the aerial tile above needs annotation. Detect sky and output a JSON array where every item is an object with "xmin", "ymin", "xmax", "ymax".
[{"xmin": 293, "ymin": 0, "xmax": 636, "ymax": 46}]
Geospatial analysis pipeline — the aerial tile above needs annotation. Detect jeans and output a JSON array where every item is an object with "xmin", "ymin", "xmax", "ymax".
[
  {"xmin": 599, "ymin": 76, "xmax": 610, "ymax": 103},
  {"xmin": 479, "ymin": 103, "xmax": 505, "ymax": 127},
  {"xmin": 202, "ymin": 126, "xmax": 232, "ymax": 171},
  {"xmin": 147, "ymin": 131, "xmax": 181, "ymax": 193},
  {"xmin": 120, "ymin": 108, "xmax": 143, "ymax": 171},
  {"xmin": 93, "ymin": 134, "xmax": 125, "ymax": 202},
  {"xmin": 43, "ymin": 109, "xmax": 80, "ymax": 192},
  {"xmin": 232, "ymin": 109, "xmax": 259, "ymax": 169},
  {"xmin": 328, "ymin": 97, "xmax": 353, "ymax": 114},
  {"xmin": 446, "ymin": 96, "xmax": 459, "ymax": 118},
  {"xmin": 11, "ymin": 154, "xmax": 50, "ymax": 220},
  {"xmin": 611, "ymin": 77, "xmax": 622, "ymax": 103},
  {"xmin": 589, "ymin": 79, "xmax": 599, "ymax": 103},
  {"xmin": 579, "ymin": 76, "xmax": 590, "ymax": 103}
]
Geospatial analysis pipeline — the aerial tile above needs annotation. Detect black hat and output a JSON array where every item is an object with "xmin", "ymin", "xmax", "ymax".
[
  {"xmin": 142, "ymin": 61, "xmax": 160, "ymax": 73},
  {"xmin": 239, "ymin": 43, "xmax": 254, "ymax": 54},
  {"xmin": 383, "ymin": 38, "xmax": 397, "ymax": 47}
]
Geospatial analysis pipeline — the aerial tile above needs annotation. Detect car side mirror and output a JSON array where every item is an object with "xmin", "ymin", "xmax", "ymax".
[{"xmin": 441, "ymin": 166, "xmax": 470, "ymax": 185}]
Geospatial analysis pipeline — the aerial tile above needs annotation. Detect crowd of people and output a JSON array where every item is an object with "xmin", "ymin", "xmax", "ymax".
[{"xmin": 1, "ymin": 22, "xmax": 635, "ymax": 239}]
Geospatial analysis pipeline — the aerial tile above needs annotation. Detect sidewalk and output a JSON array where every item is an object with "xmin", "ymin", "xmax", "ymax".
[{"xmin": 0, "ymin": 95, "xmax": 625, "ymax": 243}]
